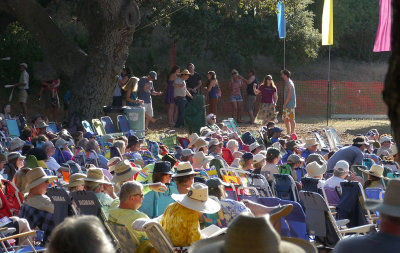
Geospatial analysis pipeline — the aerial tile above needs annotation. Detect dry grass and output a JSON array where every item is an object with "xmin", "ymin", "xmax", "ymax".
[{"xmin": 146, "ymin": 116, "xmax": 391, "ymax": 145}]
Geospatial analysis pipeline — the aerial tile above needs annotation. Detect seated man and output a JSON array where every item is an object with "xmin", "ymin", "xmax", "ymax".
[
  {"xmin": 324, "ymin": 160, "xmax": 349, "ymax": 206},
  {"xmin": 333, "ymin": 179, "xmax": 400, "ymax": 253},
  {"xmin": 42, "ymin": 141, "xmax": 68, "ymax": 175},
  {"xmin": 109, "ymin": 181, "xmax": 149, "ymax": 243},
  {"xmin": 125, "ymin": 135, "xmax": 143, "ymax": 161},
  {"xmin": 19, "ymin": 167, "xmax": 57, "ymax": 243},
  {"xmin": 305, "ymin": 161, "xmax": 327, "ymax": 189}
]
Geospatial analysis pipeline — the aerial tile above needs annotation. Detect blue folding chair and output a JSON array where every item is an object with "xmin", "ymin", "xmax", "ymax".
[
  {"xmin": 278, "ymin": 199, "xmax": 307, "ymax": 240},
  {"xmin": 365, "ymin": 188, "xmax": 384, "ymax": 200},
  {"xmin": 272, "ymin": 174, "xmax": 299, "ymax": 202},
  {"xmin": 46, "ymin": 187, "xmax": 73, "ymax": 226},
  {"xmin": 101, "ymin": 116, "xmax": 116, "ymax": 134},
  {"xmin": 46, "ymin": 122, "xmax": 58, "ymax": 133},
  {"xmin": 6, "ymin": 119, "xmax": 20, "ymax": 137},
  {"xmin": 117, "ymin": 115, "xmax": 130, "ymax": 133},
  {"xmin": 81, "ymin": 120, "xmax": 95, "ymax": 134}
]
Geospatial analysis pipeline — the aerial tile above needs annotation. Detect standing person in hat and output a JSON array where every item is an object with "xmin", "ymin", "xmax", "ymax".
[
  {"xmin": 305, "ymin": 161, "xmax": 327, "ymax": 189},
  {"xmin": 361, "ymin": 164, "xmax": 385, "ymax": 190},
  {"xmin": 261, "ymin": 148, "xmax": 281, "ymax": 181},
  {"xmin": 241, "ymin": 70, "xmax": 259, "ymax": 124},
  {"xmin": 281, "ymin": 69, "xmax": 297, "ymax": 135},
  {"xmin": 327, "ymin": 136, "xmax": 369, "ymax": 173},
  {"xmin": 84, "ymin": 168, "xmax": 118, "ymax": 217},
  {"xmin": 173, "ymin": 162, "xmax": 199, "ymax": 194},
  {"xmin": 333, "ymin": 179, "xmax": 400, "ymax": 253},
  {"xmin": 189, "ymin": 214, "xmax": 317, "ymax": 253},
  {"xmin": 19, "ymin": 167, "xmax": 57, "ymax": 243},
  {"xmin": 173, "ymin": 69, "xmax": 193, "ymax": 128},
  {"xmin": 229, "ymin": 69, "xmax": 244, "ymax": 123},
  {"xmin": 160, "ymin": 183, "xmax": 221, "ymax": 247},
  {"xmin": 203, "ymin": 178, "xmax": 251, "ymax": 228},
  {"xmin": 206, "ymin": 71, "xmax": 220, "ymax": 115},
  {"xmin": 137, "ymin": 71, "xmax": 163, "ymax": 129},
  {"xmin": 301, "ymin": 138, "xmax": 319, "ymax": 160},
  {"xmin": 12, "ymin": 63, "xmax": 29, "ymax": 116},
  {"xmin": 3, "ymin": 152, "xmax": 25, "ymax": 181}
]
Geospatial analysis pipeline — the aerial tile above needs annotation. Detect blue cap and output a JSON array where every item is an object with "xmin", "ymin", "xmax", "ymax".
[
  {"xmin": 242, "ymin": 152, "xmax": 254, "ymax": 160},
  {"xmin": 272, "ymin": 127, "xmax": 283, "ymax": 133},
  {"xmin": 149, "ymin": 71, "xmax": 157, "ymax": 80}
]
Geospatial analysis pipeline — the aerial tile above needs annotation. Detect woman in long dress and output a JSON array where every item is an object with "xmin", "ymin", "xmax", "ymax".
[{"xmin": 255, "ymin": 75, "xmax": 278, "ymax": 125}]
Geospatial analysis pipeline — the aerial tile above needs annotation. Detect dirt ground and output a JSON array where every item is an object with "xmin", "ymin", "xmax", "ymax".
[{"xmin": 146, "ymin": 115, "xmax": 392, "ymax": 145}]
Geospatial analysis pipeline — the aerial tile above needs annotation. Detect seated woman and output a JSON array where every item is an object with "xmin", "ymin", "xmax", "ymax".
[
  {"xmin": 160, "ymin": 183, "xmax": 220, "ymax": 247},
  {"xmin": 66, "ymin": 173, "xmax": 86, "ymax": 193},
  {"xmin": 239, "ymin": 152, "xmax": 253, "ymax": 172},
  {"xmin": 261, "ymin": 147, "xmax": 281, "ymax": 181},
  {"xmin": 173, "ymin": 162, "xmax": 199, "ymax": 194},
  {"xmin": 203, "ymin": 178, "xmax": 251, "ymax": 227},
  {"xmin": 362, "ymin": 164, "xmax": 385, "ymax": 190},
  {"xmin": 3, "ymin": 152, "xmax": 25, "ymax": 181},
  {"xmin": 19, "ymin": 167, "xmax": 57, "ymax": 244}
]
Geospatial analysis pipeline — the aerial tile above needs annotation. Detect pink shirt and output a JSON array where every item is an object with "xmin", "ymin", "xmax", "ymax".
[{"xmin": 231, "ymin": 79, "xmax": 243, "ymax": 96}]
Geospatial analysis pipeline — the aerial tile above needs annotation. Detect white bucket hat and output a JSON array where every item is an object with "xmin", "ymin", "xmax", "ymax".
[
  {"xmin": 192, "ymin": 152, "xmax": 213, "ymax": 168},
  {"xmin": 249, "ymin": 142, "xmax": 261, "ymax": 152},
  {"xmin": 365, "ymin": 179, "xmax": 400, "ymax": 217},
  {"xmin": 171, "ymin": 183, "xmax": 221, "ymax": 214},
  {"xmin": 304, "ymin": 138, "xmax": 319, "ymax": 149},
  {"xmin": 305, "ymin": 161, "xmax": 327, "ymax": 178}
]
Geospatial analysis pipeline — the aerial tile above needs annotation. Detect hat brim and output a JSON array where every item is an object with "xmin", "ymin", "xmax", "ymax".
[
  {"xmin": 364, "ymin": 199, "xmax": 400, "ymax": 218},
  {"xmin": 66, "ymin": 179, "xmax": 85, "ymax": 188},
  {"xmin": 304, "ymin": 143, "xmax": 319, "ymax": 149},
  {"xmin": 24, "ymin": 175, "xmax": 57, "ymax": 193},
  {"xmin": 171, "ymin": 194, "xmax": 220, "ymax": 214},
  {"xmin": 172, "ymin": 171, "xmax": 200, "ymax": 178},
  {"xmin": 111, "ymin": 167, "xmax": 140, "ymax": 183},
  {"xmin": 189, "ymin": 137, "xmax": 201, "ymax": 148},
  {"xmin": 360, "ymin": 169, "xmax": 383, "ymax": 178},
  {"xmin": 84, "ymin": 177, "xmax": 112, "ymax": 185}
]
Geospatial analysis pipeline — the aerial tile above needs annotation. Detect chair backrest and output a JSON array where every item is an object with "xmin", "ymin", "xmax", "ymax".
[
  {"xmin": 81, "ymin": 120, "xmax": 94, "ymax": 134},
  {"xmin": 278, "ymin": 199, "xmax": 307, "ymax": 240},
  {"xmin": 299, "ymin": 191, "xmax": 341, "ymax": 248},
  {"xmin": 294, "ymin": 167, "xmax": 307, "ymax": 182},
  {"xmin": 92, "ymin": 119, "xmax": 106, "ymax": 136},
  {"xmin": 160, "ymin": 134, "xmax": 178, "ymax": 151},
  {"xmin": 237, "ymin": 186, "xmax": 259, "ymax": 202},
  {"xmin": 143, "ymin": 221, "xmax": 174, "ymax": 253},
  {"xmin": 352, "ymin": 165, "xmax": 368, "ymax": 182},
  {"xmin": 177, "ymin": 137, "xmax": 189, "ymax": 149},
  {"xmin": 225, "ymin": 185, "xmax": 239, "ymax": 201},
  {"xmin": 273, "ymin": 174, "xmax": 299, "ymax": 202},
  {"xmin": 221, "ymin": 148, "xmax": 234, "ymax": 165},
  {"xmin": 301, "ymin": 178, "xmax": 320, "ymax": 193},
  {"xmin": 246, "ymin": 173, "xmax": 274, "ymax": 197},
  {"xmin": 71, "ymin": 191, "xmax": 101, "ymax": 217},
  {"xmin": 1, "ymin": 179, "xmax": 23, "ymax": 216},
  {"xmin": 324, "ymin": 187, "xmax": 341, "ymax": 207},
  {"xmin": 107, "ymin": 221, "xmax": 139, "ymax": 253},
  {"xmin": 46, "ymin": 187, "xmax": 72, "ymax": 226},
  {"xmin": 101, "ymin": 116, "xmax": 116, "ymax": 134},
  {"xmin": 365, "ymin": 188, "xmax": 384, "ymax": 200},
  {"xmin": 313, "ymin": 132, "xmax": 328, "ymax": 150},
  {"xmin": 337, "ymin": 181, "xmax": 368, "ymax": 227},
  {"xmin": 117, "ymin": 115, "xmax": 130, "ymax": 133},
  {"xmin": 47, "ymin": 122, "xmax": 58, "ymax": 133},
  {"xmin": 6, "ymin": 120, "xmax": 20, "ymax": 137}
]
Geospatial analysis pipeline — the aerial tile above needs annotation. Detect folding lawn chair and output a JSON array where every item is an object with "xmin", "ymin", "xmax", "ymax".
[
  {"xmin": 228, "ymin": 118, "xmax": 241, "ymax": 134},
  {"xmin": 71, "ymin": 191, "xmax": 102, "ymax": 217},
  {"xmin": 365, "ymin": 188, "xmax": 384, "ymax": 200},
  {"xmin": 177, "ymin": 137, "xmax": 189, "ymax": 149},
  {"xmin": 1, "ymin": 179, "xmax": 23, "ymax": 216},
  {"xmin": 106, "ymin": 221, "xmax": 139, "ymax": 253},
  {"xmin": 224, "ymin": 184, "xmax": 239, "ymax": 201},
  {"xmin": 81, "ymin": 120, "xmax": 95, "ymax": 134},
  {"xmin": 221, "ymin": 148, "xmax": 234, "ymax": 165},
  {"xmin": 299, "ymin": 191, "xmax": 375, "ymax": 249},
  {"xmin": 301, "ymin": 177, "xmax": 327, "ymax": 201},
  {"xmin": 117, "ymin": 115, "xmax": 130, "ymax": 133},
  {"xmin": 313, "ymin": 131, "xmax": 328, "ymax": 151},
  {"xmin": 160, "ymin": 134, "xmax": 178, "ymax": 151},
  {"xmin": 237, "ymin": 186, "xmax": 259, "ymax": 202},
  {"xmin": 92, "ymin": 119, "xmax": 106, "ymax": 136},
  {"xmin": 324, "ymin": 186, "xmax": 341, "ymax": 207},
  {"xmin": 101, "ymin": 116, "xmax": 116, "ymax": 134},
  {"xmin": 46, "ymin": 122, "xmax": 58, "ymax": 133},
  {"xmin": 5, "ymin": 120, "xmax": 19, "ymax": 137},
  {"xmin": 272, "ymin": 174, "xmax": 299, "ymax": 202},
  {"xmin": 46, "ymin": 187, "xmax": 74, "ymax": 226},
  {"xmin": 0, "ymin": 229, "xmax": 45, "ymax": 253},
  {"xmin": 278, "ymin": 199, "xmax": 308, "ymax": 240},
  {"xmin": 246, "ymin": 173, "xmax": 274, "ymax": 197}
]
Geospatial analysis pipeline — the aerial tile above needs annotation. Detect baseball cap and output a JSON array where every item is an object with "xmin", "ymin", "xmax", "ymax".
[
  {"xmin": 333, "ymin": 160, "xmax": 350, "ymax": 172},
  {"xmin": 149, "ymin": 71, "xmax": 157, "ymax": 80},
  {"xmin": 352, "ymin": 136, "xmax": 369, "ymax": 145},
  {"xmin": 20, "ymin": 63, "xmax": 28, "ymax": 69},
  {"xmin": 271, "ymin": 127, "xmax": 283, "ymax": 133},
  {"xmin": 206, "ymin": 178, "xmax": 229, "ymax": 190},
  {"xmin": 182, "ymin": 149, "xmax": 195, "ymax": 157}
]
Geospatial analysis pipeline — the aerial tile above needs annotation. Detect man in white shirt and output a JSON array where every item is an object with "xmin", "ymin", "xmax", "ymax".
[
  {"xmin": 42, "ymin": 141, "xmax": 67, "ymax": 176},
  {"xmin": 324, "ymin": 160, "xmax": 349, "ymax": 195},
  {"xmin": 13, "ymin": 63, "xmax": 29, "ymax": 116}
]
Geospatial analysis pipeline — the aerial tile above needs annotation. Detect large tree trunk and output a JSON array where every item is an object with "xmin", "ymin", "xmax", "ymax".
[
  {"xmin": 0, "ymin": 0, "xmax": 140, "ymax": 120},
  {"xmin": 383, "ymin": 1, "xmax": 400, "ymax": 145}
]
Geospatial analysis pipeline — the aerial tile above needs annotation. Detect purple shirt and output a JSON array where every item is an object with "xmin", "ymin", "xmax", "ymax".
[{"xmin": 260, "ymin": 85, "xmax": 276, "ymax": 103}]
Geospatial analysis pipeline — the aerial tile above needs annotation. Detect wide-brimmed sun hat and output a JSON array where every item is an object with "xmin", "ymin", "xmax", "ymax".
[
  {"xmin": 188, "ymin": 133, "xmax": 201, "ymax": 148},
  {"xmin": 10, "ymin": 138, "xmax": 25, "ymax": 151},
  {"xmin": 250, "ymin": 142, "xmax": 261, "ymax": 152},
  {"xmin": 84, "ymin": 167, "xmax": 112, "ymax": 185},
  {"xmin": 253, "ymin": 154, "xmax": 265, "ymax": 164},
  {"xmin": 173, "ymin": 162, "xmax": 199, "ymax": 178},
  {"xmin": 112, "ymin": 160, "xmax": 141, "ymax": 183},
  {"xmin": 193, "ymin": 138, "xmax": 208, "ymax": 150},
  {"xmin": 304, "ymin": 138, "xmax": 319, "ymax": 149},
  {"xmin": 171, "ymin": 183, "xmax": 221, "ymax": 214},
  {"xmin": 360, "ymin": 164, "xmax": 384, "ymax": 178},
  {"xmin": 66, "ymin": 173, "xmax": 86, "ymax": 188},
  {"xmin": 107, "ymin": 157, "xmax": 122, "ymax": 173},
  {"xmin": 189, "ymin": 214, "xmax": 317, "ymax": 253},
  {"xmin": 180, "ymin": 69, "xmax": 192, "ymax": 76},
  {"xmin": 287, "ymin": 154, "xmax": 304, "ymax": 164},
  {"xmin": 365, "ymin": 179, "xmax": 400, "ymax": 217},
  {"xmin": 153, "ymin": 161, "xmax": 173, "ymax": 174},
  {"xmin": 55, "ymin": 138, "xmax": 68, "ymax": 149},
  {"xmin": 305, "ymin": 161, "xmax": 327, "ymax": 178},
  {"xmin": 192, "ymin": 152, "xmax": 213, "ymax": 167},
  {"xmin": 208, "ymin": 138, "xmax": 222, "ymax": 149},
  {"xmin": 24, "ymin": 167, "xmax": 57, "ymax": 193}
]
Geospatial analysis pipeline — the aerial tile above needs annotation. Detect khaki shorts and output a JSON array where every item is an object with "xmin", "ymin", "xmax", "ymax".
[
  {"xmin": 245, "ymin": 95, "xmax": 257, "ymax": 112},
  {"xmin": 142, "ymin": 103, "xmax": 154, "ymax": 118},
  {"xmin": 18, "ymin": 89, "xmax": 28, "ymax": 103},
  {"xmin": 283, "ymin": 108, "xmax": 295, "ymax": 120}
]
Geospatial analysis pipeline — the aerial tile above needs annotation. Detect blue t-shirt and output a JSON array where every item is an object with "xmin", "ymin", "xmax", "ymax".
[
  {"xmin": 332, "ymin": 232, "xmax": 400, "ymax": 253},
  {"xmin": 137, "ymin": 77, "xmax": 154, "ymax": 104},
  {"xmin": 327, "ymin": 146, "xmax": 364, "ymax": 172},
  {"xmin": 284, "ymin": 79, "xmax": 296, "ymax": 108}
]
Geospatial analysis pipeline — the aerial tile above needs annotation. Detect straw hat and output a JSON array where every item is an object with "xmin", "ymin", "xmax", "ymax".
[
  {"xmin": 171, "ymin": 183, "xmax": 220, "ymax": 214},
  {"xmin": 10, "ymin": 137, "xmax": 25, "ymax": 151},
  {"xmin": 250, "ymin": 142, "xmax": 261, "ymax": 152},
  {"xmin": 305, "ymin": 161, "xmax": 327, "ymax": 178},
  {"xmin": 24, "ymin": 167, "xmax": 57, "ymax": 193},
  {"xmin": 365, "ymin": 179, "xmax": 400, "ymax": 217},
  {"xmin": 193, "ymin": 152, "xmax": 213, "ymax": 168},
  {"xmin": 66, "ymin": 173, "xmax": 86, "ymax": 188},
  {"xmin": 200, "ymin": 127, "xmax": 214, "ymax": 137},
  {"xmin": 112, "ymin": 160, "xmax": 141, "ymax": 183},
  {"xmin": 360, "ymin": 164, "xmax": 384, "ymax": 178},
  {"xmin": 173, "ymin": 162, "xmax": 199, "ymax": 178},
  {"xmin": 189, "ymin": 214, "xmax": 317, "ymax": 253},
  {"xmin": 84, "ymin": 168, "xmax": 111, "ymax": 184},
  {"xmin": 180, "ymin": 69, "xmax": 192, "ymax": 76},
  {"xmin": 188, "ymin": 133, "xmax": 201, "ymax": 147},
  {"xmin": 107, "ymin": 157, "xmax": 122, "ymax": 172},
  {"xmin": 193, "ymin": 138, "xmax": 208, "ymax": 150},
  {"xmin": 304, "ymin": 138, "xmax": 318, "ymax": 149}
]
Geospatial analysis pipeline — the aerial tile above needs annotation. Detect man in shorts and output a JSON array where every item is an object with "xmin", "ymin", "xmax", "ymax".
[
  {"xmin": 281, "ymin": 69, "xmax": 296, "ymax": 135},
  {"xmin": 137, "ymin": 71, "xmax": 163, "ymax": 129},
  {"xmin": 13, "ymin": 63, "xmax": 29, "ymax": 116}
]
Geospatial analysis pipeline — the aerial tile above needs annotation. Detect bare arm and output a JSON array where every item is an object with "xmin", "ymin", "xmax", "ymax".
[
  {"xmin": 207, "ymin": 80, "xmax": 216, "ymax": 92},
  {"xmin": 283, "ymin": 85, "xmax": 291, "ymax": 109},
  {"xmin": 274, "ymin": 92, "xmax": 278, "ymax": 105},
  {"xmin": 117, "ymin": 76, "xmax": 129, "ymax": 86}
]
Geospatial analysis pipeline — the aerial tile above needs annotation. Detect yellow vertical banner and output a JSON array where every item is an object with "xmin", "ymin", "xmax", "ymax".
[{"xmin": 322, "ymin": 0, "xmax": 333, "ymax": 45}]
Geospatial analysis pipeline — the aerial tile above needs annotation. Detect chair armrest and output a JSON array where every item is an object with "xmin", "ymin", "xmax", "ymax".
[
  {"xmin": 0, "ymin": 230, "xmax": 37, "ymax": 242},
  {"xmin": 335, "ymin": 219, "xmax": 349, "ymax": 227},
  {"xmin": 339, "ymin": 224, "xmax": 375, "ymax": 235},
  {"xmin": 132, "ymin": 218, "xmax": 149, "ymax": 231}
]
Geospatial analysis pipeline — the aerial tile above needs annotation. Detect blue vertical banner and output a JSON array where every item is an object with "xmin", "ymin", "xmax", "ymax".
[{"xmin": 277, "ymin": 2, "xmax": 286, "ymax": 39}]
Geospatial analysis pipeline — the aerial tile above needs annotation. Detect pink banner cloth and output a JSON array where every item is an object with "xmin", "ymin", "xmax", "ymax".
[{"xmin": 373, "ymin": 0, "xmax": 392, "ymax": 52}]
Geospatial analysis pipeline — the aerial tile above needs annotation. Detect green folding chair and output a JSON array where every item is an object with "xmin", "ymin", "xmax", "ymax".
[{"xmin": 92, "ymin": 119, "xmax": 106, "ymax": 136}]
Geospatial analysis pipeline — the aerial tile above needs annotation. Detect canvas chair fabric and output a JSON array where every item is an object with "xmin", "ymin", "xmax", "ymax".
[
  {"xmin": 336, "ymin": 182, "xmax": 368, "ymax": 227},
  {"xmin": 1, "ymin": 179, "xmax": 23, "ymax": 216},
  {"xmin": 46, "ymin": 187, "xmax": 73, "ymax": 226},
  {"xmin": 81, "ymin": 120, "xmax": 95, "ymax": 134},
  {"xmin": 107, "ymin": 221, "xmax": 139, "ymax": 253},
  {"xmin": 101, "ymin": 116, "xmax": 116, "ymax": 134},
  {"xmin": 6, "ymin": 120, "xmax": 20, "ymax": 137},
  {"xmin": 71, "ymin": 191, "xmax": 102, "ymax": 217},
  {"xmin": 324, "ymin": 187, "xmax": 341, "ymax": 207},
  {"xmin": 272, "ymin": 174, "xmax": 299, "ymax": 202},
  {"xmin": 92, "ymin": 119, "xmax": 106, "ymax": 136},
  {"xmin": 117, "ymin": 115, "xmax": 130, "ymax": 133}
]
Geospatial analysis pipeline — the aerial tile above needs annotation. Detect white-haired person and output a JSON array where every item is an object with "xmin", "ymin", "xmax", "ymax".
[{"xmin": 47, "ymin": 215, "xmax": 116, "ymax": 253}]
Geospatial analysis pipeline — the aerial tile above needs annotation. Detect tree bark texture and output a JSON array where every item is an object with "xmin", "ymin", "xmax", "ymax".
[
  {"xmin": 383, "ymin": 1, "xmax": 400, "ymax": 145},
  {"xmin": 0, "ymin": 0, "xmax": 140, "ymax": 119}
]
